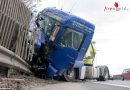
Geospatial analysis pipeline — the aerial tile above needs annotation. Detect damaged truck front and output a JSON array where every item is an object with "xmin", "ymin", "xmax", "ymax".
[{"xmin": 31, "ymin": 8, "xmax": 95, "ymax": 81}]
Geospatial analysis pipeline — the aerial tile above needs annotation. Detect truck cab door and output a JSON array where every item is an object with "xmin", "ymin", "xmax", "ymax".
[{"xmin": 47, "ymin": 27, "xmax": 84, "ymax": 78}]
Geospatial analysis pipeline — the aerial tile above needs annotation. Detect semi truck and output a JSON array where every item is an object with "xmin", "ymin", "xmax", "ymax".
[
  {"xmin": 74, "ymin": 42, "xmax": 110, "ymax": 81},
  {"xmin": 31, "ymin": 7, "xmax": 110, "ymax": 81},
  {"xmin": 121, "ymin": 68, "xmax": 130, "ymax": 80}
]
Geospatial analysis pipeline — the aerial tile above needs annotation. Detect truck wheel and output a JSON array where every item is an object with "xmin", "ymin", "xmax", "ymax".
[
  {"xmin": 122, "ymin": 77, "xmax": 125, "ymax": 81},
  {"xmin": 62, "ymin": 69, "xmax": 76, "ymax": 82},
  {"xmin": 96, "ymin": 66, "xmax": 110, "ymax": 81}
]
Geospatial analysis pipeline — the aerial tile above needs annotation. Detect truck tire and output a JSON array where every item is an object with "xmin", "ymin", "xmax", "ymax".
[
  {"xmin": 62, "ymin": 68, "xmax": 76, "ymax": 82},
  {"xmin": 122, "ymin": 77, "xmax": 125, "ymax": 81},
  {"xmin": 96, "ymin": 66, "xmax": 110, "ymax": 81}
]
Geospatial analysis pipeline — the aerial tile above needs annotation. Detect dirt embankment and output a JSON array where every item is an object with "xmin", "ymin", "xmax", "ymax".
[{"xmin": 0, "ymin": 74, "xmax": 61, "ymax": 90}]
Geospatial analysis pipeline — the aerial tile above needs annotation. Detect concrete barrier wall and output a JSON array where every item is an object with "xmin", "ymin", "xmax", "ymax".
[
  {"xmin": 0, "ymin": 0, "xmax": 36, "ymax": 62},
  {"xmin": 0, "ymin": 0, "xmax": 32, "ymax": 27}
]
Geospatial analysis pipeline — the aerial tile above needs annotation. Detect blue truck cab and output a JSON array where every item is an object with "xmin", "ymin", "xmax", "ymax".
[{"xmin": 33, "ymin": 8, "xmax": 95, "ymax": 80}]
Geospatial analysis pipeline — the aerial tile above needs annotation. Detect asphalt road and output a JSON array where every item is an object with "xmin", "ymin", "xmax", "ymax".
[{"xmin": 31, "ymin": 80, "xmax": 130, "ymax": 90}]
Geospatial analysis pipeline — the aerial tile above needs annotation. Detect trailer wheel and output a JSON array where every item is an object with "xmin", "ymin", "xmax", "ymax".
[
  {"xmin": 96, "ymin": 66, "xmax": 110, "ymax": 81},
  {"xmin": 62, "ymin": 68, "xmax": 76, "ymax": 82}
]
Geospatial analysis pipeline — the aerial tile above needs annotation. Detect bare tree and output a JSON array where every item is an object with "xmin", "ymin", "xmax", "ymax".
[
  {"xmin": 22, "ymin": 0, "xmax": 42, "ymax": 13},
  {"xmin": 21, "ymin": 0, "xmax": 41, "ymax": 30}
]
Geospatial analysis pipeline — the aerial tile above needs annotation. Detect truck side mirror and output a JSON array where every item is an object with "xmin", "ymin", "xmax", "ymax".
[{"xmin": 35, "ymin": 19, "xmax": 40, "ymax": 27}]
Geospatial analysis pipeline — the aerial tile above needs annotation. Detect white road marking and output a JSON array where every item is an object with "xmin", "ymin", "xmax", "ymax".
[{"xmin": 94, "ymin": 82, "xmax": 130, "ymax": 88}]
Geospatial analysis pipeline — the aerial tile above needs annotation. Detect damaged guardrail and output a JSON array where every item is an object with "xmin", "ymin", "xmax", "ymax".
[
  {"xmin": 0, "ymin": 0, "xmax": 37, "ymax": 73},
  {"xmin": 0, "ymin": 45, "xmax": 31, "ymax": 73}
]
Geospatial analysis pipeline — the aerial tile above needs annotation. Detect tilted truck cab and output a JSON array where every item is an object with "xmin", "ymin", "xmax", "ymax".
[{"xmin": 32, "ymin": 8, "xmax": 95, "ymax": 80}]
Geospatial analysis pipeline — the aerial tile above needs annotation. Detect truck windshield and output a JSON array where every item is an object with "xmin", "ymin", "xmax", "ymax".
[
  {"xmin": 36, "ymin": 13, "xmax": 61, "ymax": 39},
  {"xmin": 123, "ymin": 69, "xmax": 130, "ymax": 74},
  {"xmin": 59, "ymin": 28, "xmax": 84, "ymax": 50}
]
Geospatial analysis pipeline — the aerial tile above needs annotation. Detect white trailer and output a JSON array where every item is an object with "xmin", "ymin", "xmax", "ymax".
[{"xmin": 80, "ymin": 65, "xmax": 110, "ymax": 81}]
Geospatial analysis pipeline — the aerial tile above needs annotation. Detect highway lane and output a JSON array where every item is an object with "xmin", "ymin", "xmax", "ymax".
[
  {"xmin": 93, "ymin": 80, "xmax": 130, "ymax": 88},
  {"xmin": 85, "ymin": 80, "xmax": 130, "ymax": 90},
  {"xmin": 31, "ymin": 80, "xmax": 130, "ymax": 90}
]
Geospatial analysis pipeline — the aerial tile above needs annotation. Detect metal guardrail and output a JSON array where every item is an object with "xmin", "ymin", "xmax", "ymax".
[
  {"xmin": 0, "ymin": 45, "xmax": 31, "ymax": 73},
  {"xmin": 0, "ymin": 0, "xmax": 37, "ymax": 73}
]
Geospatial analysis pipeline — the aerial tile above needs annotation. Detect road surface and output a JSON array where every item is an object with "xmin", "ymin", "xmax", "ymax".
[{"xmin": 31, "ymin": 80, "xmax": 130, "ymax": 90}]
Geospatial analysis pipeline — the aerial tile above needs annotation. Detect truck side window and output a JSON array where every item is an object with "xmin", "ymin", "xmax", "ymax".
[{"xmin": 59, "ymin": 28, "xmax": 84, "ymax": 50}]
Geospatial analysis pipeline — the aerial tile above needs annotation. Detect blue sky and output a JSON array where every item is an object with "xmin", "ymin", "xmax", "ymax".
[{"xmin": 36, "ymin": 0, "xmax": 130, "ymax": 75}]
